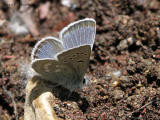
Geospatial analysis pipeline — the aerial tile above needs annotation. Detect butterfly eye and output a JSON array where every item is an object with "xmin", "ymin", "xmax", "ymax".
[{"xmin": 83, "ymin": 78, "xmax": 86, "ymax": 84}]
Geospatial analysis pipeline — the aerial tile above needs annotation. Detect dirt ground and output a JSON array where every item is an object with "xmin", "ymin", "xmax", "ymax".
[{"xmin": 0, "ymin": 0, "xmax": 160, "ymax": 120}]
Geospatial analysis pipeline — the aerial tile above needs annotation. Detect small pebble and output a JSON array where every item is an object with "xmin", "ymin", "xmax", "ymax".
[{"xmin": 112, "ymin": 89, "xmax": 124, "ymax": 100}]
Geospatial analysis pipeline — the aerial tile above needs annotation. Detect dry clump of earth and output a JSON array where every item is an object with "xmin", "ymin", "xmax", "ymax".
[{"xmin": 0, "ymin": 0, "xmax": 160, "ymax": 120}]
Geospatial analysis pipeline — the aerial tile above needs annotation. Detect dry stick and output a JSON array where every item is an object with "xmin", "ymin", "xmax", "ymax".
[
  {"xmin": 24, "ymin": 76, "xmax": 59, "ymax": 120},
  {"xmin": 2, "ymin": 74, "xmax": 18, "ymax": 120},
  {"xmin": 124, "ymin": 98, "xmax": 160, "ymax": 119}
]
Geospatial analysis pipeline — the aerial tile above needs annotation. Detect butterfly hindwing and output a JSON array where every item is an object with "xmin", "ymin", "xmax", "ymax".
[
  {"xmin": 31, "ymin": 59, "xmax": 79, "ymax": 90},
  {"xmin": 57, "ymin": 45, "xmax": 91, "ymax": 80}
]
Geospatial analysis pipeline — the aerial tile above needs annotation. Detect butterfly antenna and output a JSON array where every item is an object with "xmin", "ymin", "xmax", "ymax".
[{"xmin": 84, "ymin": 76, "xmax": 97, "ymax": 94}]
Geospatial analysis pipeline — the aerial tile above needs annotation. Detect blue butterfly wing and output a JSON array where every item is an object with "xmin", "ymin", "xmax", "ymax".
[
  {"xmin": 31, "ymin": 36, "xmax": 63, "ymax": 61},
  {"xmin": 60, "ymin": 18, "xmax": 96, "ymax": 50}
]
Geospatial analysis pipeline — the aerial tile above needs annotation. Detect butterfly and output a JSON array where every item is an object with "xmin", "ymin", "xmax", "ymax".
[{"xmin": 31, "ymin": 18, "xmax": 96, "ymax": 91}]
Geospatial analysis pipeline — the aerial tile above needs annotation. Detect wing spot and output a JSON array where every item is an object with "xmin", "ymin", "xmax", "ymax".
[
  {"xmin": 69, "ymin": 57, "xmax": 73, "ymax": 60},
  {"xmin": 63, "ymin": 60, "xmax": 67, "ymax": 63},
  {"xmin": 72, "ymin": 54, "xmax": 76, "ymax": 57},
  {"xmin": 77, "ymin": 53, "xmax": 83, "ymax": 55},
  {"xmin": 77, "ymin": 60, "xmax": 84, "ymax": 62}
]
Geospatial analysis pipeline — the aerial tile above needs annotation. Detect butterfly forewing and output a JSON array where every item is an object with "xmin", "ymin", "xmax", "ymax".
[
  {"xmin": 60, "ymin": 18, "xmax": 96, "ymax": 50},
  {"xmin": 31, "ymin": 37, "xmax": 63, "ymax": 61}
]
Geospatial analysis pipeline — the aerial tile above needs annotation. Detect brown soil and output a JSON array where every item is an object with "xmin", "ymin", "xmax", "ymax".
[{"xmin": 0, "ymin": 0, "xmax": 160, "ymax": 120}]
